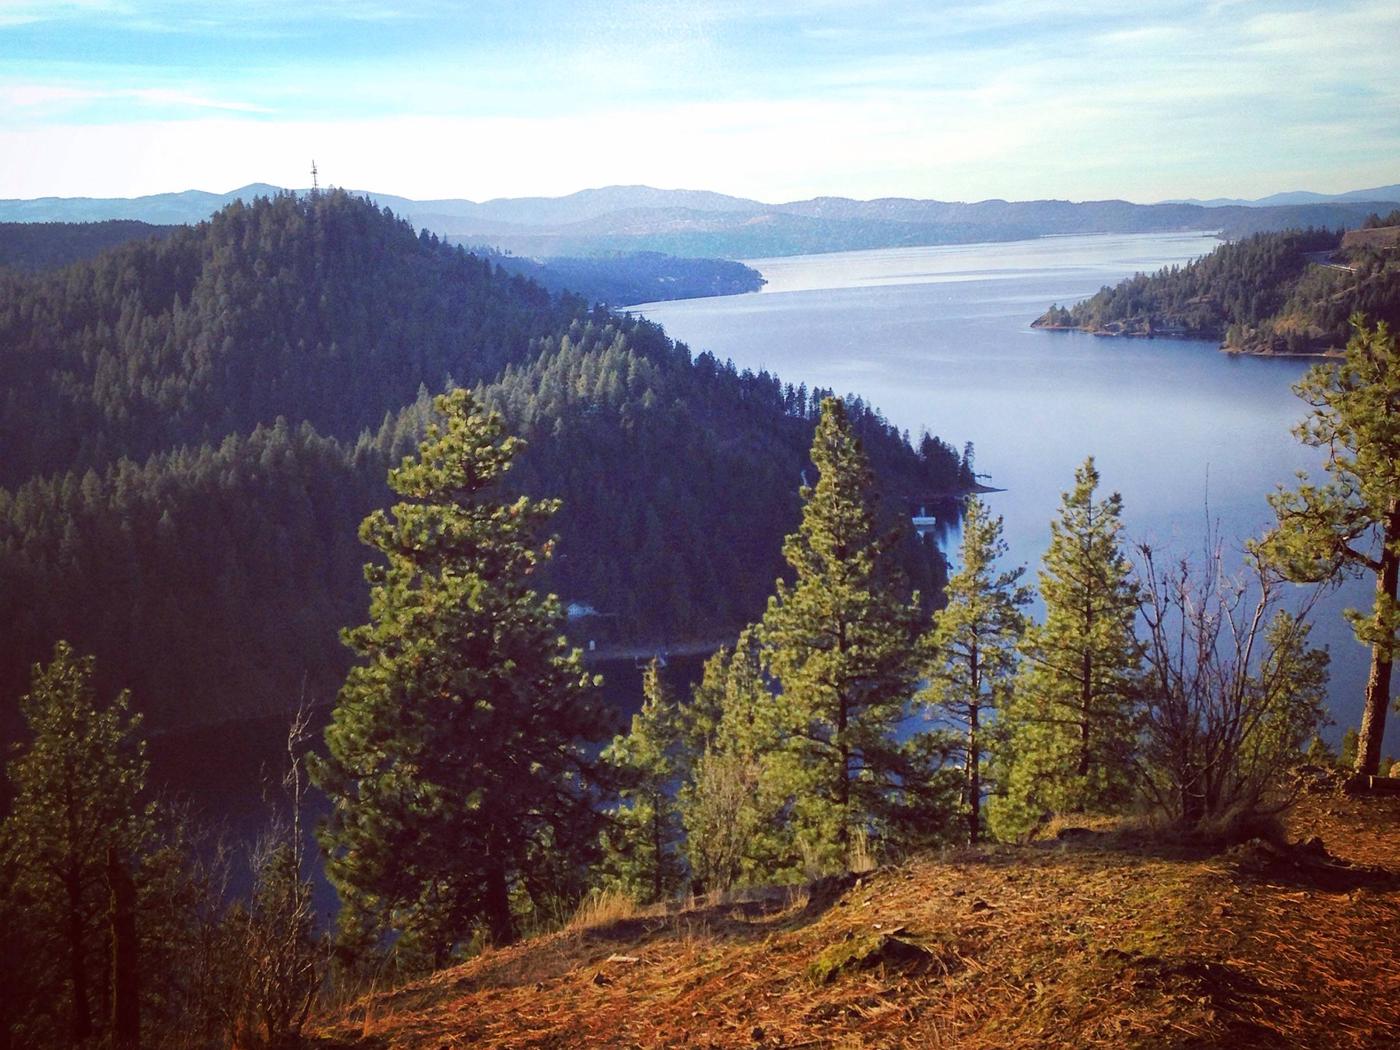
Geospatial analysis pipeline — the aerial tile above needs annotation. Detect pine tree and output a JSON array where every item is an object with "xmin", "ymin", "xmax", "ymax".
[
  {"xmin": 919, "ymin": 497, "xmax": 1029, "ymax": 844},
  {"xmin": 312, "ymin": 389, "xmax": 614, "ymax": 961},
  {"xmin": 1253, "ymin": 317, "xmax": 1400, "ymax": 778},
  {"xmin": 760, "ymin": 397, "xmax": 935, "ymax": 872},
  {"xmin": 598, "ymin": 661, "xmax": 687, "ymax": 903},
  {"xmin": 2, "ymin": 642, "xmax": 151, "ymax": 1046},
  {"xmin": 679, "ymin": 627, "xmax": 794, "ymax": 890},
  {"xmin": 991, "ymin": 459, "xmax": 1141, "ymax": 838}
]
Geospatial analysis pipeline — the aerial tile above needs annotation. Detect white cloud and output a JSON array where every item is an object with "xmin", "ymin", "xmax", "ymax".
[
  {"xmin": 0, "ymin": 0, "xmax": 1397, "ymax": 201},
  {"xmin": 0, "ymin": 82, "xmax": 271, "ymax": 114}
]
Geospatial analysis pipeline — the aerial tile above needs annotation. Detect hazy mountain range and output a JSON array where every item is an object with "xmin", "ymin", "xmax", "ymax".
[
  {"xmin": 3, "ymin": 182, "xmax": 1398, "ymax": 259},
  {"xmin": 1164, "ymin": 183, "xmax": 1400, "ymax": 208}
]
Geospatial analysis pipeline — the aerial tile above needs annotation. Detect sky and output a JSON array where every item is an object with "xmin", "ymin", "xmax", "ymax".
[{"xmin": 1, "ymin": 0, "xmax": 1398, "ymax": 204}]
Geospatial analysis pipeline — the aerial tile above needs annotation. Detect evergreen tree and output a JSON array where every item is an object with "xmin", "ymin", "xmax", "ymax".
[
  {"xmin": 760, "ymin": 398, "xmax": 937, "ymax": 871},
  {"xmin": 679, "ymin": 627, "xmax": 794, "ymax": 890},
  {"xmin": 598, "ymin": 661, "xmax": 687, "ymax": 903},
  {"xmin": 919, "ymin": 497, "xmax": 1029, "ymax": 843},
  {"xmin": 2, "ymin": 642, "xmax": 151, "ymax": 1046},
  {"xmin": 1253, "ymin": 318, "xmax": 1400, "ymax": 778},
  {"xmin": 992, "ymin": 459, "xmax": 1141, "ymax": 838},
  {"xmin": 312, "ymin": 389, "xmax": 614, "ymax": 960}
]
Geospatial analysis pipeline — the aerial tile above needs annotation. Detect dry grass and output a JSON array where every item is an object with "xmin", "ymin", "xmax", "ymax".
[
  {"xmin": 566, "ymin": 888, "xmax": 655, "ymax": 933},
  {"xmin": 313, "ymin": 794, "xmax": 1400, "ymax": 1049}
]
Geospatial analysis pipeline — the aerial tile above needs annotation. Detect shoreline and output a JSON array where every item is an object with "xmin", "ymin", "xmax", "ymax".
[{"xmin": 1030, "ymin": 320, "xmax": 1341, "ymax": 358}]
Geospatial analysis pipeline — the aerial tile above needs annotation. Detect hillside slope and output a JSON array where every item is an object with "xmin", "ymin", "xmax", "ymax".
[
  {"xmin": 1033, "ymin": 227, "xmax": 1400, "ymax": 354},
  {"xmin": 0, "ymin": 191, "xmax": 968, "ymax": 736},
  {"xmin": 0, "ymin": 219, "xmax": 178, "ymax": 271},
  {"xmin": 316, "ymin": 792, "xmax": 1400, "ymax": 1049}
]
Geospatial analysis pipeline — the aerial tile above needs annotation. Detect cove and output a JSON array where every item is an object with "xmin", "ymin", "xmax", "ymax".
[{"xmin": 628, "ymin": 232, "xmax": 1394, "ymax": 752}]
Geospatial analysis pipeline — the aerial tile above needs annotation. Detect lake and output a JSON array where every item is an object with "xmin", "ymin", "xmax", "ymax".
[{"xmin": 628, "ymin": 232, "xmax": 1394, "ymax": 753}]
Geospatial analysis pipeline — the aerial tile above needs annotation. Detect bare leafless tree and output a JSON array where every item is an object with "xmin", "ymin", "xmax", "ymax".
[
  {"xmin": 227, "ymin": 705, "xmax": 324, "ymax": 1050},
  {"xmin": 1135, "ymin": 540, "xmax": 1329, "ymax": 832}
]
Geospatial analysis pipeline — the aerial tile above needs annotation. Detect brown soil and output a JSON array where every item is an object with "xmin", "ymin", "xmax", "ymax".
[{"xmin": 314, "ymin": 793, "xmax": 1400, "ymax": 1049}]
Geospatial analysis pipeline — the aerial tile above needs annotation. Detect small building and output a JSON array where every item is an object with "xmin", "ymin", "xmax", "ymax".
[{"xmin": 909, "ymin": 501, "xmax": 940, "ymax": 539}]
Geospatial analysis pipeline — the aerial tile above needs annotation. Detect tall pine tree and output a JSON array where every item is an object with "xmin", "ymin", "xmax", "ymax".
[
  {"xmin": 761, "ymin": 397, "xmax": 938, "ymax": 871},
  {"xmin": 991, "ymin": 458, "xmax": 1141, "ymax": 839},
  {"xmin": 919, "ymin": 497, "xmax": 1029, "ymax": 843},
  {"xmin": 312, "ymin": 389, "xmax": 614, "ymax": 961},
  {"xmin": 1254, "ymin": 318, "xmax": 1400, "ymax": 778},
  {"xmin": 2, "ymin": 642, "xmax": 151, "ymax": 1046},
  {"xmin": 680, "ymin": 627, "xmax": 794, "ymax": 889},
  {"xmin": 598, "ymin": 661, "xmax": 687, "ymax": 903}
]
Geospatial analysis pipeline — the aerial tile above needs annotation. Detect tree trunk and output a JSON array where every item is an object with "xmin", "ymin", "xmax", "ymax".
[
  {"xmin": 651, "ymin": 800, "xmax": 664, "ymax": 903},
  {"xmin": 483, "ymin": 859, "xmax": 516, "ymax": 948},
  {"xmin": 967, "ymin": 642, "xmax": 981, "ymax": 845},
  {"xmin": 1356, "ymin": 503, "xmax": 1399, "ymax": 777},
  {"xmin": 835, "ymin": 621, "xmax": 850, "ymax": 857},
  {"xmin": 967, "ymin": 701, "xmax": 980, "ymax": 845},
  {"xmin": 107, "ymin": 847, "xmax": 139, "ymax": 1050},
  {"xmin": 1078, "ymin": 649, "xmax": 1093, "ymax": 778},
  {"xmin": 67, "ymin": 865, "xmax": 92, "ymax": 1044}
]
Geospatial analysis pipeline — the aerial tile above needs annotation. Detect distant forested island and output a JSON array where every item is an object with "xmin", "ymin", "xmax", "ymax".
[
  {"xmin": 1033, "ymin": 217, "xmax": 1400, "ymax": 355},
  {"xmin": 0, "ymin": 190, "xmax": 970, "ymax": 740}
]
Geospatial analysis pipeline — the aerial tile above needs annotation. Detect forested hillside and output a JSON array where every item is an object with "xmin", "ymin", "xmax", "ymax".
[
  {"xmin": 0, "ymin": 219, "xmax": 178, "ymax": 272},
  {"xmin": 0, "ymin": 191, "xmax": 970, "ymax": 737},
  {"xmin": 1034, "ymin": 227, "xmax": 1400, "ymax": 353},
  {"xmin": 0, "ymin": 192, "xmax": 569, "ymax": 486},
  {"xmin": 460, "ymin": 246, "xmax": 764, "ymax": 306}
]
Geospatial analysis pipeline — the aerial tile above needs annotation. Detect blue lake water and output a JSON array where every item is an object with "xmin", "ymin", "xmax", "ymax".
[{"xmin": 629, "ymin": 232, "xmax": 1394, "ymax": 753}]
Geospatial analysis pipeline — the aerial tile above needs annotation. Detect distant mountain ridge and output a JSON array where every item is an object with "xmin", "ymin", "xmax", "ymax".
[
  {"xmin": 3, "ymin": 182, "xmax": 1397, "ymax": 258},
  {"xmin": 1163, "ymin": 183, "xmax": 1400, "ymax": 208}
]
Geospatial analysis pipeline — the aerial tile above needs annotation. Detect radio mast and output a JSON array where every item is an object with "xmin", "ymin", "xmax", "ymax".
[{"xmin": 310, "ymin": 160, "xmax": 319, "ymax": 192}]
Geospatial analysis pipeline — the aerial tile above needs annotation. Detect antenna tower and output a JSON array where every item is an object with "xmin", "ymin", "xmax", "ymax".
[{"xmin": 310, "ymin": 160, "xmax": 319, "ymax": 192}]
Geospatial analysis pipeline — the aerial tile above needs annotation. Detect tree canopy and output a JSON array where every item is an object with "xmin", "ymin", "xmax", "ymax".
[
  {"xmin": 313, "ymin": 388, "xmax": 615, "ymax": 958},
  {"xmin": 1254, "ymin": 317, "xmax": 1400, "ymax": 777}
]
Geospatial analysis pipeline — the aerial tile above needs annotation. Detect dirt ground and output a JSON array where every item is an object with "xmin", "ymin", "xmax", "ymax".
[{"xmin": 315, "ymin": 791, "xmax": 1400, "ymax": 1049}]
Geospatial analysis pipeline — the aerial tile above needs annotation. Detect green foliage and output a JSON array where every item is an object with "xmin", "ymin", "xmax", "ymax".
[
  {"xmin": 0, "ymin": 420, "xmax": 380, "ymax": 738},
  {"xmin": 679, "ymin": 629, "xmax": 794, "ymax": 890},
  {"xmin": 1035, "ymin": 228, "xmax": 1400, "ymax": 354},
  {"xmin": 919, "ymin": 496, "xmax": 1029, "ymax": 844},
  {"xmin": 1303, "ymin": 735, "xmax": 1336, "ymax": 768},
  {"xmin": 1253, "ymin": 317, "xmax": 1400, "ymax": 775},
  {"xmin": 0, "ymin": 192, "xmax": 970, "ymax": 742},
  {"xmin": 991, "ymin": 459, "xmax": 1141, "ymax": 839},
  {"xmin": 0, "ymin": 219, "xmax": 178, "ymax": 273},
  {"xmin": 598, "ymin": 662, "xmax": 687, "ymax": 903},
  {"xmin": 313, "ymin": 389, "xmax": 615, "ymax": 960},
  {"xmin": 1339, "ymin": 727, "xmax": 1360, "ymax": 771},
  {"xmin": 1362, "ymin": 209, "xmax": 1400, "ymax": 230},
  {"xmin": 760, "ymin": 398, "xmax": 946, "ymax": 872},
  {"xmin": 1, "ymin": 642, "xmax": 152, "ymax": 1046},
  {"xmin": 1250, "ymin": 612, "xmax": 1332, "ymax": 766},
  {"xmin": 462, "ymin": 246, "xmax": 765, "ymax": 306},
  {"xmin": 0, "ymin": 190, "xmax": 566, "ymax": 488}
]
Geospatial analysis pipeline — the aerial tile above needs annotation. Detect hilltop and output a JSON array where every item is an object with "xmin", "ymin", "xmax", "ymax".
[{"xmin": 314, "ymin": 791, "xmax": 1400, "ymax": 1049}]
